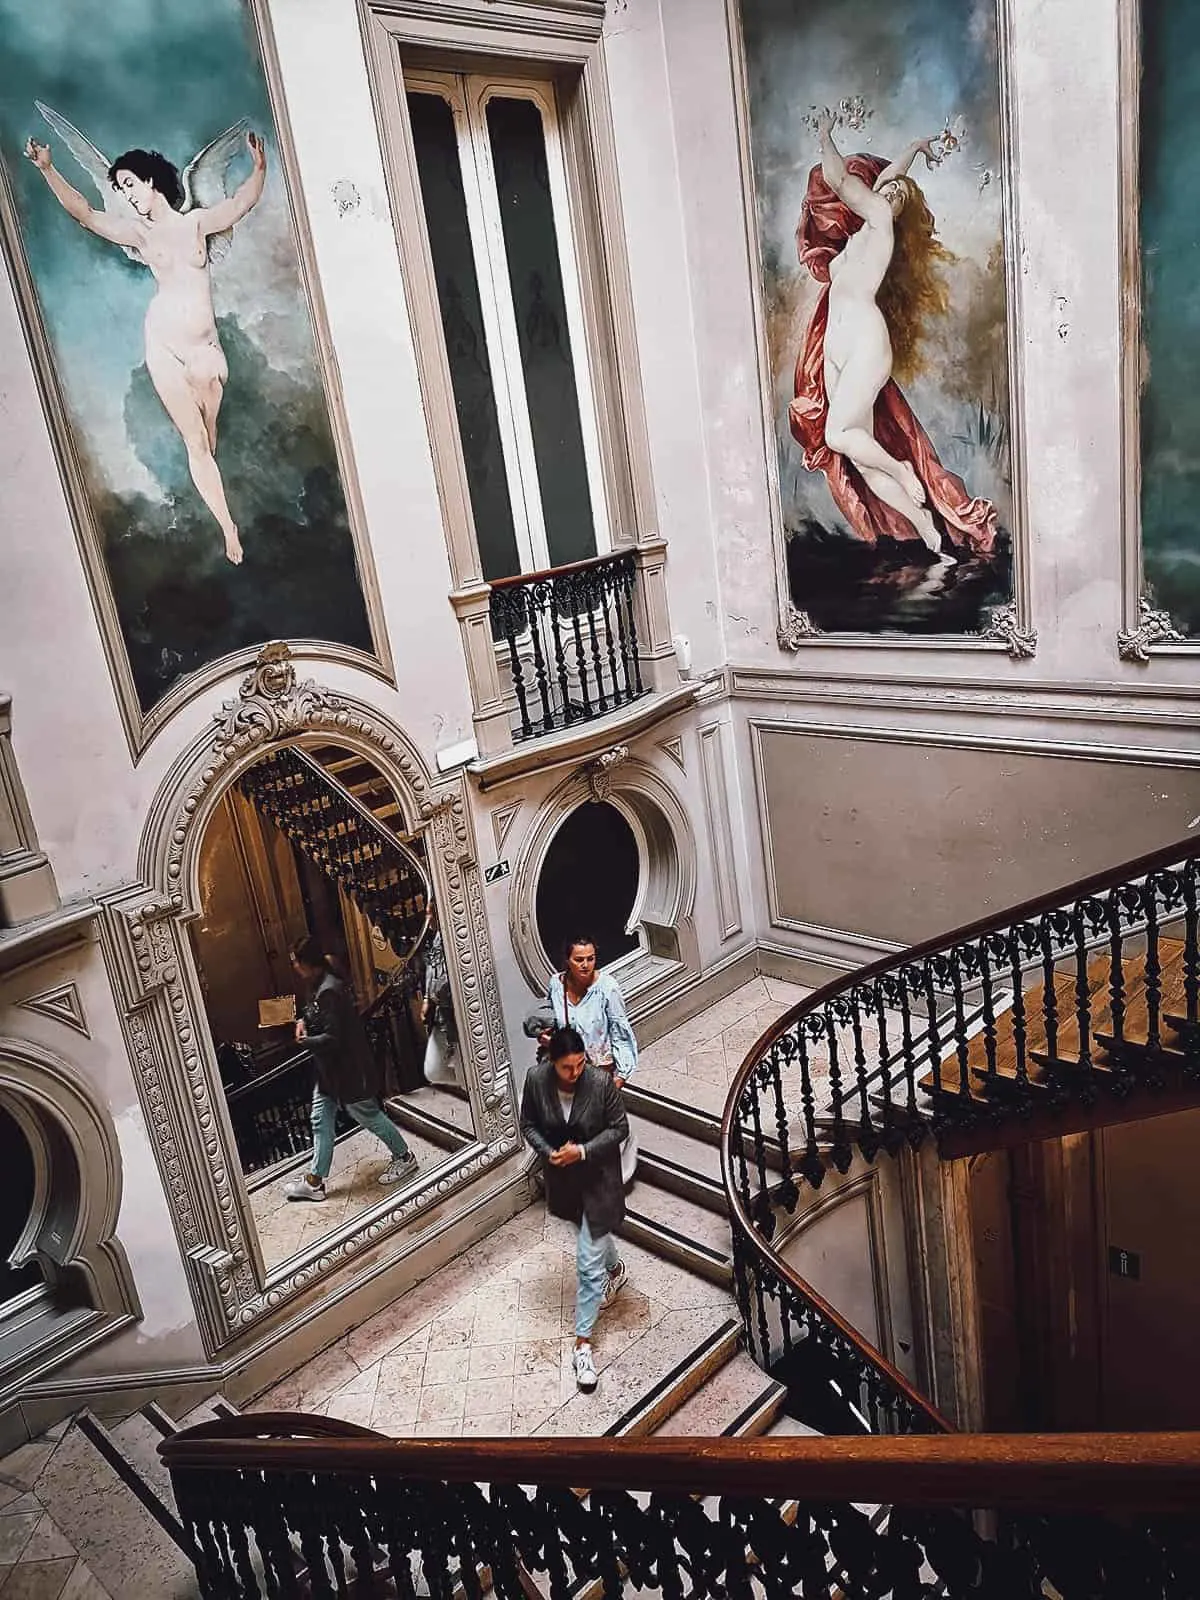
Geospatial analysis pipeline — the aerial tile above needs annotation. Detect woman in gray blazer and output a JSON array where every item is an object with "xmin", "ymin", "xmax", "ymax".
[{"xmin": 520, "ymin": 1025, "xmax": 629, "ymax": 1392}]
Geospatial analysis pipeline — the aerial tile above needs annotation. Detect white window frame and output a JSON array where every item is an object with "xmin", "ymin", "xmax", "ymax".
[{"xmin": 405, "ymin": 66, "xmax": 611, "ymax": 576}]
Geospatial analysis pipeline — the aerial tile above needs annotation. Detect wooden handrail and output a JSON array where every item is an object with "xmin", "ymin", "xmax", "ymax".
[
  {"xmin": 160, "ymin": 1417, "xmax": 1200, "ymax": 1513},
  {"xmin": 719, "ymin": 826, "xmax": 1200, "ymax": 1433},
  {"xmin": 487, "ymin": 547, "xmax": 633, "ymax": 592}
]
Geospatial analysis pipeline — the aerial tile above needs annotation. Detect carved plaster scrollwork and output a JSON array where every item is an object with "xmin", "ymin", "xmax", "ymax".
[
  {"xmin": 586, "ymin": 745, "xmax": 631, "ymax": 802},
  {"xmin": 777, "ymin": 606, "xmax": 824, "ymax": 651},
  {"xmin": 1118, "ymin": 596, "xmax": 1186, "ymax": 663},
  {"xmin": 978, "ymin": 601, "xmax": 1037, "ymax": 660},
  {"xmin": 111, "ymin": 643, "xmax": 521, "ymax": 1353}
]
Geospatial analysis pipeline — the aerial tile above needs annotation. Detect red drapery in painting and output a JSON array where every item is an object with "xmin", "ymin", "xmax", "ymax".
[{"xmin": 788, "ymin": 154, "xmax": 997, "ymax": 555}]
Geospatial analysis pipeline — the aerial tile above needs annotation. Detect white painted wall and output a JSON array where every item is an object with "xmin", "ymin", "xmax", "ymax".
[{"xmin": 2, "ymin": 0, "xmax": 1198, "ymax": 1396}]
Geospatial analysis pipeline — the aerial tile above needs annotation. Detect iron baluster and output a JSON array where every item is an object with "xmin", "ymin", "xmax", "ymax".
[
  {"xmin": 546, "ymin": 580, "xmax": 573, "ymax": 727},
  {"xmin": 1184, "ymin": 858, "xmax": 1200, "ymax": 1027},
  {"xmin": 874, "ymin": 982, "xmax": 895, "ymax": 1136},
  {"xmin": 568, "ymin": 585, "xmax": 592, "ymax": 720},
  {"xmin": 1039, "ymin": 914, "xmax": 1060, "ymax": 1064},
  {"xmin": 924, "ymin": 960, "xmax": 945, "ymax": 1099},
  {"xmin": 898, "ymin": 970, "xmax": 919, "ymax": 1122},
  {"xmin": 949, "ymin": 949, "xmax": 972, "ymax": 1103},
  {"xmin": 794, "ymin": 1023, "xmax": 824, "ymax": 1187},
  {"xmin": 615, "ymin": 555, "xmax": 643, "ymax": 699},
  {"xmin": 978, "ymin": 937, "xmax": 999, "ymax": 1088},
  {"xmin": 583, "ymin": 576, "xmax": 609, "ymax": 714},
  {"xmin": 1145, "ymin": 874, "xmax": 1163, "ymax": 1054},
  {"xmin": 1073, "ymin": 903, "xmax": 1093, "ymax": 1072},
  {"xmin": 768, "ymin": 1042, "xmax": 798, "ymax": 1211},
  {"xmin": 824, "ymin": 1008, "xmax": 852, "ymax": 1172},
  {"xmin": 527, "ymin": 595, "xmax": 554, "ymax": 731},
  {"xmin": 1009, "ymin": 926, "xmax": 1031, "ymax": 1089},
  {"xmin": 600, "ymin": 567, "xmax": 623, "ymax": 703},
  {"xmin": 847, "ymin": 995, "xmax": 877, "ymax": 1157}
]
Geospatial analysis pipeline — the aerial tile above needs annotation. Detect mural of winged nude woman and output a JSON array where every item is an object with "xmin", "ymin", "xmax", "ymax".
[
  {"xmin": 25, "ymin": 104, "xmax": 265, "ymax": 565},
  {"xmin": 789, "ymin": 112, "xmax": 997, "ymax": 567}
]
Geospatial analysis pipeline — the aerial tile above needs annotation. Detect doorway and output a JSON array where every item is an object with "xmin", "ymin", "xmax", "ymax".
[
  {"xmin": 966, "ymin": 1106, "xmax": 1200, "ymax": 1431},
  {"xmin": 535, "ymin": 800, "xmax": 640, "ymax": 972}
]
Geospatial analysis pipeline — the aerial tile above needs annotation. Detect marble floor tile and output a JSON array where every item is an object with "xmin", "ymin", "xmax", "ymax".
[{"xmin": 1, "ymin": 1558, "xmax": 76, "ymax": 1599}]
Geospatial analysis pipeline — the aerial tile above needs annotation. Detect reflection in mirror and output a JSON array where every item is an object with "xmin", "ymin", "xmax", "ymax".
[{"xmin": 189, "ymin": 742, "xmax": 477, "ymax": 1272}]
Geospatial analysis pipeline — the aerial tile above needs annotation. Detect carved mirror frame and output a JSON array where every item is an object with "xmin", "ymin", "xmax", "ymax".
[{"xmin": 101, "ymin": 644, "xmax": 520, "ymax": 1353}]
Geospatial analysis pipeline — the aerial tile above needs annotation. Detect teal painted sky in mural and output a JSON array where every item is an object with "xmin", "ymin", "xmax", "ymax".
[
  {"xmin": 740, "ymin": 0, "xmax": 1014, "ymax": 634},
  {"xmin": 0, "ymin": 0, "xmax": 373, "ymax": 714},
  {"xmin": 1140, "ymin": 0, "xmax": 1200, "ymax": 637}
]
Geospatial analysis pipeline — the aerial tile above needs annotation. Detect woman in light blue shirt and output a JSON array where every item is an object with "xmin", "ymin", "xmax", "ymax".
[{"xmin": 545, "ymin": 935, "xmax": 638, "ymax": 1183}]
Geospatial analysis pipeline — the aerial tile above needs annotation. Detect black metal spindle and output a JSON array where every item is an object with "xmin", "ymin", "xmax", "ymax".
[
  {"xmin": 1009, "ymin": 927, "xmax": 1031, "ymax": 1089},
  {"xmin": 825, "ymin": 1009, "xmax": 852, "ymax": 1172},
  {"xmin": 1066, "ymin": 904, "xmax": 1090, "ymax": 1073},
  {"xmin": 949, "ymin": 950, "xmax": 972, "ymax": 1103},
  {"xmin": 1145, "ymin": 875, "xmax": 1163, "ymax": 1053},
  {"xmin": 584, "ymin": 578, "xmax": 609, "ymax": 714},
  {"xmin": 1040, "ymin": 914, "xmax": 1060, "ymax": 1064},
  {"xmin": 847, "ymin": 996, "xmax": 876, "ymax": 1157},
  {"xmin": 529, "ymin": 593, "xmax": 555, "ymax": 731},
  {"xmin": 1185, "ymin": 859, "xmax": 1200, "ymax": 1027}
]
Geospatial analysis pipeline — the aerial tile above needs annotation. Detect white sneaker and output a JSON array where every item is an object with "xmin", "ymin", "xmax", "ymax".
[
  {"xmin": 379, "ymin": 1153, "xmax": 419, "ymax": 1187},
  {"xmin": 285, "ymin": 1178, "xmax": 326, "ymax": 1203},
  {"xmin": 573, "ymin": 1343, "xmax": 598, "ymax": 1392},
  {"xmin": 600, "ymin": 1261, "xmax": 627, "ymax": 1310}
]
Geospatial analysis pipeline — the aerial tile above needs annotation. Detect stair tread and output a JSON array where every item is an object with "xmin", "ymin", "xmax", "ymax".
[
  {"xmin": 110, "ymin": 1411, "xmax": 178, "ymax": 1516},
  {"xmin": 625, "ymin": 1112, "xmax": 723, "ymax": 1183},
  {"xmin": 623, "ymin": 1182, "xmax": 731, "ymax": 1260},
  {"xmin": 33, "ymin": 1421, "xmax": 196, "ymax": 1598},
  {"xmin": 652, "ymin": 1352, "xmax": 784, "ymax": 1438},
  {"xmin": 764, "ymin": 1412, "xmax": 824, "ymax": 1438}
]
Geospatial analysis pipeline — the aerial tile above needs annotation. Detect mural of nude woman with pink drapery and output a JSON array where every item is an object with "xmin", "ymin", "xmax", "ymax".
[
  {"xmin": 738, "ymin": 0, "xmax": 1015, "ymax": 636},
  {"xmin": 788, "ymin": 115, "xmax": 998, "ymax": 568}
]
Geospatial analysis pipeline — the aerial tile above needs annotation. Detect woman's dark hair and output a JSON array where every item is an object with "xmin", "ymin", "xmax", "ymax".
[
  {"xmin": 290, "ymin": 935, "xmax": 327, "ymax": 973},
  {"xmin": 562, "ymin": 933, "xmax": 598, "ymax": 963},
  {"xmin": 108, "ymin": 148, "xmax": 184, "ymax": 210},
  {"xmin": 547, "ymin": 1025, "xmax": 586, "ymax": 1062}
]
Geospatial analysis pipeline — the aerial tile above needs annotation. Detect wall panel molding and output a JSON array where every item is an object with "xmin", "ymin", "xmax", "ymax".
[{"xmin": 698, "ymin": 721, "xmax": 742, "ymax": 942}]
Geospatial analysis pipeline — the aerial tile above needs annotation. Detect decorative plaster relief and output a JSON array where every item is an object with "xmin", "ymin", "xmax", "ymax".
[
  {"xmin": 106, "ymin": 644, "xmax": 520, "ymax": 1354},
  {"xmin": 15, "ymin": 982, "xmax": 89, "ymax": 1038}
]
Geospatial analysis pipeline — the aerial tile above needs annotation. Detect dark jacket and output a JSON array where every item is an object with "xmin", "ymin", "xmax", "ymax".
[
  {"xmin": 520, "ymin": 1060, "xmax": 628, "ymax": 1238},
  {"xmin": 302, "ymin": 972, "xmax": 382, "ymax": 1104}
]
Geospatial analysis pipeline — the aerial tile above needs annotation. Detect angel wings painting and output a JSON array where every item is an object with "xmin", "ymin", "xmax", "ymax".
[{"xmin": 25, "ymin": 104, "xmax": 266, "ymax": 564}]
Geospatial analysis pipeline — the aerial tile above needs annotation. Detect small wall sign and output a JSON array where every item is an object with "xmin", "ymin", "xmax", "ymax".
[
  {"xmin": 1108, "ymin": 1246, "xmax": 1141, "ymax": 1280},
  {"xmin": 484, "ymin": 859, "xmax": 511, "ymax": 884}
]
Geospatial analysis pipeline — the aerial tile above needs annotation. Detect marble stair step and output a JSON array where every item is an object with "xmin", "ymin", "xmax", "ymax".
[
  {"xmin": 652, "ymin": 1351, "xmax": 786, "ymax": 1439},
  {"xmin": 626, "ymin": 1110, "xmax": 723, "ymax": 1182},
  {"xmin": 31, "ymin": 1417, "xmax": 198, "ymax": 1598},
  {"xmin": 109, "ymin": 1411, "xmax": 180, "ymax": 1523},
  {"xmin": 534, "ymin": 1305, "xmax": 738, "ymax": 1438},
  {"xmin": 619, "ymin": 1182, "xmax": 732, "ymax": 1287},
  {"xmin": 626, "ymin": 1112, "xmax": 727, "ymax": 1214}
]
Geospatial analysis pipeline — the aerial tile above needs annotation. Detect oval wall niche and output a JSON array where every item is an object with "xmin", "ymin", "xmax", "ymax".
[{"xmin": 535, "ymin": 800, "xmax": 640, "ymax": 971}]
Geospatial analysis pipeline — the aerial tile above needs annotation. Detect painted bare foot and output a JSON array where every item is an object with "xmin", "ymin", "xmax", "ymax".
[
  {"xmin": 913, "ymin": 510, "xmax": 943, "ymax": 555},
  {"xmin": 224, "ymin": 528, "xmax": 243, "ymax": 565},
  {"xmin": 897, "ymin": 460, "xmax": 926, "ymax": 507}
]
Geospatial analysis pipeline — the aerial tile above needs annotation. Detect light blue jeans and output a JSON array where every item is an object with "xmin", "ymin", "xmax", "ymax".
[
  {"xmin": 575, "ymin": 1214, "xmax": 620, "ymax": 1339},
  {"xmin": 310, "ymin": 1087, "xmax": 411, "ymax": 1181}
]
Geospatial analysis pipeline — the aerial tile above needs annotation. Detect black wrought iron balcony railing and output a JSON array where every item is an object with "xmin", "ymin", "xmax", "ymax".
[{"xmin": 488, "ymin": 549, "xmax": 646, "ymax": 742}]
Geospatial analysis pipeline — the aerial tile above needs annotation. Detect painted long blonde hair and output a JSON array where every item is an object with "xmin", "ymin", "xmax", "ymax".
[{"xmin": 876, "ymin": 175, "xmax": 955, "ymax": 386}]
